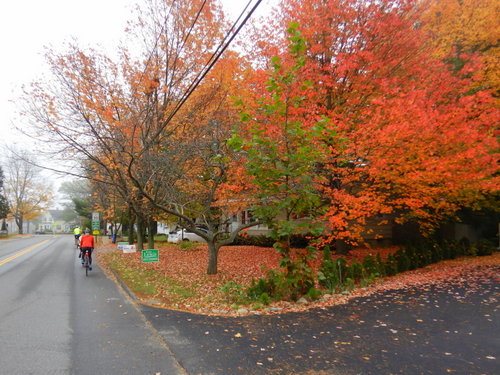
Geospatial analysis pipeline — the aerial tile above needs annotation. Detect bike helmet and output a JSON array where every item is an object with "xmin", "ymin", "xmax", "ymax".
[{"xmin": 85, "ymin": 229, "xmax": 91, "ymax": 234}]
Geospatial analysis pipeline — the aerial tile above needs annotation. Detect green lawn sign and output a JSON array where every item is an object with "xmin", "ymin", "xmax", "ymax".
[{"xmin": 142, "ymin": 249, "xmax": 159, "ymax": 263}]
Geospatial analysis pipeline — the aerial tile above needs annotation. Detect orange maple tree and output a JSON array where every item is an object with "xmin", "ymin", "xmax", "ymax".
[
  {"xmin": 233, "ymin": 0, "xmax": 499, "ymax": 247},
  {"xmin": 23, "ymin": 0, "xmax": 264, "ymax": 273}
]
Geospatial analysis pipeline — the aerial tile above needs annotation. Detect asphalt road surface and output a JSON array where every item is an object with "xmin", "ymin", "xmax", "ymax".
[
  {"xmin": 0, "ymin": 235, "xmax": 185, "ymax": 375},
  {"xmin": 141, "ymin": 265, "xmax": 499, "ymax": 375},
  {"xmin": 2, "ymin": 235, "xmax": 497, "ymax": 375}
]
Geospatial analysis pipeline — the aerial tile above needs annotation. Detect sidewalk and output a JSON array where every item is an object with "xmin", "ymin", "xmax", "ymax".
[{"xmin": 140, "ymin": 265, "xmax": 499, "ymax": 375}]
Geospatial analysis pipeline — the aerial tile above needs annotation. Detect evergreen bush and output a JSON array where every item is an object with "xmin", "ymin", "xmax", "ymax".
[
  {"xmin": 395, "ymin": 249, "xmax": 411, "ymax": 272},
  {"xmin": 362, "ymin": 254, "xmax": 380, "ymax": 277},
  {"xmin": 347, "ymin": 261, "xmax": 364, "ymax": 282},
  {"xmin": 384, "ymin": 254, "xmax": 398, "ymax": 276},
  {"xmin": 476, "ymin": 239, "xmax": 495, "ymax": 256},
  {"xmin": 317, "ymin": 247, "xmax": 349, "ymax": 292}
]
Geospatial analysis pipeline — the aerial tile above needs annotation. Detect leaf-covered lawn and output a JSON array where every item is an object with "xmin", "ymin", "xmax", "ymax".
[{"xmin": 96, "ymin": 242, "xmax": 499, "ymax": 315}]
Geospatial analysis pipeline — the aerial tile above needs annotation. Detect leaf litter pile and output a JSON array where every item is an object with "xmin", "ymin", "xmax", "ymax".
[{"xmin": 97, "ymin": 243, "xmax": 499, "ymax": 316}]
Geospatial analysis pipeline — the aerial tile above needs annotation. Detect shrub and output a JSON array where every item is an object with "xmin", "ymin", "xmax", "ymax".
[
  {"xmin": 430, "ymin": 242, "xmax": 443, "ymax": 263},
  {"xmin": 232, "ymin": 233, "xmax": 314, "ymax": 248},
  {"xmin": 476, "ymin": 239, "xmax": 495, "ymax": 256},
  {"xmin": 247, "ymin": 276, "xmax": 273, "ymax": 300},
  {"xmin": 395, "ymin": 249, "xmax": 411, "ymax": 273},
  {"xmin": 318, "ymin": 247, "xmax": 349, "ymax": 292},
  {"xmin": 347, "ymin": 261, "xmax": 364, "ymax": 282},
  {"xmin": 376, "ymin": 253, "xmax": 386, "ymax": 277},
  {"xmin": 384, "ymin": 254, "xmax": 398, "ymax": 276},
  {"xmin": 258, "ymin": 292, "xmax": 271, "ymax": 305},
  {"xmin": 404, "ymin": 245, "xmax": 419, "ymax": 270},
  {"xmin": 362, "ymin": 255, "xmax": 380, "ymax": 277},
  {"xmin": 317, "ymin": 269, "xmax": 339, "ymax": 292},
  {"xmin": 247, "ymin": 269, "xmax": 293, "ymax": 301},
  {"xmin": 344, "ymin": 277, "xmax": 355, "ymax": 291},
  {"xmin": 413, "ymin": 240, "xmax": 431, "ymax": 268},
  {"xmin": 232, "ymin": 234, "xmax": 275, "ymax": 247},
  {"xmin": 219, "ymin": 281, "xmax": 248, "ymax": 304},
  {"xmin": 360, "ymin": 273, "xmax": 378, "ymax": 288},
  {"xmin": 306, "ymin": 287, "xmax": 322, "ymax": 301}
]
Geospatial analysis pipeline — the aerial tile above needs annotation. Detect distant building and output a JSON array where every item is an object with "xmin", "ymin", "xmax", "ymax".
[{"xmin": 37, "ymin": 210, "xmax": 76, "ymax": 233}]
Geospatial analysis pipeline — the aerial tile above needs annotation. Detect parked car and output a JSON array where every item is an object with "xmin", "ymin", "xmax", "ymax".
[{"xmin": 168, "ymin": 227, "xmax": 207, "ymax": 243}]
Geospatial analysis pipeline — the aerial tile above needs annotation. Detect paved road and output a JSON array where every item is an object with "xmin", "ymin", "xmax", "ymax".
[
  {"xmin": 0, "ymin": 235, "xmax": 185, "ymax": 375},
  {"xmin": 141, "ymin": 265, "xmax": 499, "ymax": 375},
  {"xmin": 2, "ymin": 235, "xmax": 497, "ymax": 375}
]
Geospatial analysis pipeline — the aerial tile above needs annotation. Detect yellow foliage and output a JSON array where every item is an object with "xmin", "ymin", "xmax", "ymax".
[{"xmin": 423, "ymin": 0, "xmax": 500, "ymax": 95}]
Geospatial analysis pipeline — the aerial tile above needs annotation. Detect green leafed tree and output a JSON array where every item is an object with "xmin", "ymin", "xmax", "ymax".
[
  {"xmin": 229, "ymin": 25, "xmax": 343, "ymax": 296},
  {"xmin": 59, "ymin": 179, "xmax": 92, "ymax": 220}
]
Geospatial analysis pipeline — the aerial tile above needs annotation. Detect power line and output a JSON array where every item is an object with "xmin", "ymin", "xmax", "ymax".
[{"xmin": 151, "ymin": 0, "xmax": 264, "ymax": 141}]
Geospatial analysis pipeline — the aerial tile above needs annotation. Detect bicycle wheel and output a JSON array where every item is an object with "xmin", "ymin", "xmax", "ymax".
[{"xmin": 83, "ymin": 253, "xmax": 89, "ymax": 276}]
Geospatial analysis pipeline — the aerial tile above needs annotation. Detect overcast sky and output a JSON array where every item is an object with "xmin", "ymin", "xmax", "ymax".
[{"xmin": 0, "ymin": 0, "xmax": 273, "ymax": 149}]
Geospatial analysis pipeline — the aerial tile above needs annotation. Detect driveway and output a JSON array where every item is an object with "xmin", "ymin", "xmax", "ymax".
[{"xmin": 140, "ymin": 265, "xmax": 499, "ymax": 375}]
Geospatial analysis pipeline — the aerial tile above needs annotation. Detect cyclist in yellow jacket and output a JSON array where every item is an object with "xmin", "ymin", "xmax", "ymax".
[{"xmin": 73, "ymin": 226, "xmax": 82, "ymax": 245}]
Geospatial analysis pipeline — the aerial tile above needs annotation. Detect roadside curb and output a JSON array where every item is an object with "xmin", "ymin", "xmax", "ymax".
[
  {"xmin": 94, "ymin": 246, "xmax": 139, "ymax": 302},
  {"xmin": 107, "ymin": 267, "xmax": 140, "ymax": 302}
]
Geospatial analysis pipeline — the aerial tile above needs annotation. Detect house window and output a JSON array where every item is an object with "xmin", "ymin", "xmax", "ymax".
[{"xmin": 241, "ymin": 210, "xmax": 254, "ymax": 225}]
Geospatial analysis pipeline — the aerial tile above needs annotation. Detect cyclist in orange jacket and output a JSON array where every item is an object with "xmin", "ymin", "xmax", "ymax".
[{"xmin": 79, "ymin": 229, "xmax": 95, "ymax": 270}]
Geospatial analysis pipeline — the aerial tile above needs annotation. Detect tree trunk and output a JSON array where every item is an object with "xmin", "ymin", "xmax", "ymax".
[
  {"xmin": 147, "ymin": 219, "xmax": 156, "ymax": 249},
  {"xmin": 136, "ymin": 215, "xmax": 145, "ymax": 251},
  {"xmin": 206, "ymin": 241, "xmax": 220, "ymax": 275},
  {"xmin": 15, "ymin": 215, "xmax": 23, "ymax": 234},
  {"xmin": 127, "ymin": 209, "xmax": 136, "ymax": 244}
]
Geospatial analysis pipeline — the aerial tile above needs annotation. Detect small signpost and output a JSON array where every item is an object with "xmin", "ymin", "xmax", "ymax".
[
  {"xmin": 142, "ymin": 249, "xmax": 159, "ymax": 263},
  {"xmin": 91, "ymin": 212, "xmax": 100, "ymax": 235}
]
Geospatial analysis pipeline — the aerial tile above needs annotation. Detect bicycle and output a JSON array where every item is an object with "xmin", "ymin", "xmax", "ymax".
[{"xmin": 82, "ymin": 249, "xmax": 91, "ymax": 276}]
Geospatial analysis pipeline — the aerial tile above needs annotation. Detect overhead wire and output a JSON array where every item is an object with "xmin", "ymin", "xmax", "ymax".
[
  {"xmin": 134, "ymin": 0, "xmax": 209, "ymax": 148},
  {"xmin": 152, "ymin": 0, "xmax": 264, "ymax": 138}
]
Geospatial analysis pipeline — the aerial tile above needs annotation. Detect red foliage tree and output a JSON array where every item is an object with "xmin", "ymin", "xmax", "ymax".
[{"xmin": 236, "ymin": 0, "xmax": 499, "ymax": 246}]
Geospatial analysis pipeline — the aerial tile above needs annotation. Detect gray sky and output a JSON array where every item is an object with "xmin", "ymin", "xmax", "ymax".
[{"xmin": 0, "ymin": 0, "xmax": 273, "ymax": 148}]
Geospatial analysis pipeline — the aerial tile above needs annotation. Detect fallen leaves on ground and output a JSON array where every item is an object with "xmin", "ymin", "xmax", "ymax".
[{"xmin": 96, "ymin": 241, "xmax": 499, "ymax": 316}]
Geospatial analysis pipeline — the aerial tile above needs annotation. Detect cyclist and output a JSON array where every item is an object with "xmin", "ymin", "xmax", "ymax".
[
  {"xmin": 73, "ymin": 226, "xmax": 82, "ymax": 245},
  {"xmin": 79, "ymin": 229, "xmax": 95, "ymax": 271}
]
